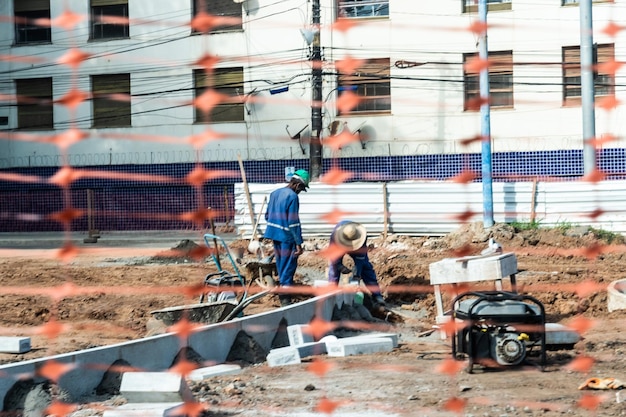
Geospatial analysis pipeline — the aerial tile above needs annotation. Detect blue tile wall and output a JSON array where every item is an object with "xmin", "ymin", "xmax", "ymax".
[{"xmin": 1, "ymin": 149, "xmax": 624, "ymax": 232}]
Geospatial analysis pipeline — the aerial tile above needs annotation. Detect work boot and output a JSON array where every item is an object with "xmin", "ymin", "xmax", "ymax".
[
  {"xmin": 373, "ymin": 295, "xmax": 386, "ymax": 307},
  {"xmin": 278, "ymin": 294, "xmax": 292, "ymax": 307}
]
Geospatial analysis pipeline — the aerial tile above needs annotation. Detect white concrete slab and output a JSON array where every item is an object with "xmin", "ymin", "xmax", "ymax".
[
  {"xmin": 102, "ymin": 402, "xmax": 184, "ymax": 417},
  {"xmin": 429, "ymin": 252, "xmax": 517, "ymax": 285},
  {"xmin": 266, "ymin": 341, "xmax": 328, "ymax": 367},
  {"xmin": 287, "ymin": 324, "xmax": 314, "ymax": 346},
  {"xmin": 266, "ymin": 346, "xmax": 301, "ymax": 367},
  {"xmin": 120, "ymin": 372, "xmax": 194, "ymax": 403},
  {"xmin": 349, "ymin": 332, "xmax": 400, "ymax": 348},
  {"xmin": 187, "ymin": 364, "xmax": 242, "ymax": 381},
  {"xmin": 326, "ymin": 337, "xmax": 394, "ymax": 357},
  {"xmin": 0, "ymin": 337, "xmax": 30, "ymax": 353},
  {"xmin": 545, "ymin": 323, "xmax": 581, "ymax": 345}
]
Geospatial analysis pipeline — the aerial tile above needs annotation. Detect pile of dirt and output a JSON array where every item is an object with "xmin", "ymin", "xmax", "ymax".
[{"xmin": 2, "ymin": 222, "xmax": 626, "ymax": 416}]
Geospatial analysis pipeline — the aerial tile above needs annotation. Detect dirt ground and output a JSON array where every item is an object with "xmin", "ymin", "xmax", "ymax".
[{"xmin": 1, "ymin": 222, "xmax": 626, "ymax": 416}]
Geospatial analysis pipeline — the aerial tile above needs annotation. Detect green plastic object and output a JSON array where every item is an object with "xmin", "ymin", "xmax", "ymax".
[{"xmin": 354, "ymin": 291, "xmax": 364, "ymax": 305}]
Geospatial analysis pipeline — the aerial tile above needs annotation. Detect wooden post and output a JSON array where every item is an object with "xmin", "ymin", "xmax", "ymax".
[
  {"xmin": 83, "ymin": 189, "xmax": 99, "ymax": 243},
  {"xmin": 382, "ymin": 182, "xmax": 389, "ymax": 239},
  {"xmin": 237, "ymin": 154, "xmax": 256, "ymax": 236},
  {"xmin": 530, "ymin": 178, "xmax": 538, "ymax": 222}
]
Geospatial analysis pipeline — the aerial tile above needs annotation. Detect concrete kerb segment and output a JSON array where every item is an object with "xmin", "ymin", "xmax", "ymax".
[{"xmin": 0, "ymin": 291, "xmax": 346, "ymax": 410}]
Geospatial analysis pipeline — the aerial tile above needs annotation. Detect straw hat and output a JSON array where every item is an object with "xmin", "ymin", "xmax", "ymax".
[{"xmin": 334, "ymin": 222, "xmax": 367, "ymax": 251}]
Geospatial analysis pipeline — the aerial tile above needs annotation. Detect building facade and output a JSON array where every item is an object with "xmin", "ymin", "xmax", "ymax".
[{"xmin": 1, "ymin": 0, "xmax": 625, "ymax": 231}]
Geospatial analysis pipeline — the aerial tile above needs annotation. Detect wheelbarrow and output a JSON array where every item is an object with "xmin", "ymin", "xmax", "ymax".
[{"xmin": 200, "ymin": 233, "xmax": 248, "ymax": 304}]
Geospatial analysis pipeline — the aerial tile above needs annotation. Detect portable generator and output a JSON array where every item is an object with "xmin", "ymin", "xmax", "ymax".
[{"xmin": 451, "ymin": 291, "xmax": 547, "ymax": 373}]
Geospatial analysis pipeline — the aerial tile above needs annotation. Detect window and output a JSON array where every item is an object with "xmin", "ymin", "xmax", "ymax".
[
  {"xmin": 463, "ymin": 51, "xmax": 513, "ymax": 110},
  {"xmin": 562, "ymin": 0, "xmax": 613, "ymax": 5},
  {"xmin": 463, "ymin": 0, "xmax": 512, "ymax": 13},
  {"xmin": 193, "ymin": 0, "xmax": 242, "ymax": 32},
  {"xmin": 562, "ymin": 44, "xmax": 614, "ymax": 105},
  {"xmin": 337, "ymin": 58, "xmax": 391, "ymax": 114},
  {"xmin": 90, "ymin": 0, "xmax": 129, "ymax": 40},
  {"xmin": 16, "ymin": 78, "xmax": 53, "ymax": 130},
  {"xmin": 91, "ymin": 74, "xmax": 131, "ymax": 127},
  {"xmin": 194, "ymin": 68, "xmax": 245, "ymax": 123},
  {"xmin": 14, "ymin": 0, "xmax": 51, "ymax": 45},
  {"xmin": 338, "ymin": 0, "xmax": 389, "ymax": 18}
]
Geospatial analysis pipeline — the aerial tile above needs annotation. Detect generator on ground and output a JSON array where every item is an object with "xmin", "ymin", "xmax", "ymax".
[{"xmin": 451, "ymin": 291, "xmax": 547, "ymax": 373}]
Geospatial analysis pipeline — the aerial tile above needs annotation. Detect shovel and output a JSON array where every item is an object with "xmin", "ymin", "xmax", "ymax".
[{"xmin": 247, "ymin": 196, "xmax": 267, "ymax": 259}]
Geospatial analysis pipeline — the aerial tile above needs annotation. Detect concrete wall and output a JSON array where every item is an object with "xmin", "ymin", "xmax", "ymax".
[{"xmin": 0, "ymin": 293, "xmax": 343, "ymax": 408}]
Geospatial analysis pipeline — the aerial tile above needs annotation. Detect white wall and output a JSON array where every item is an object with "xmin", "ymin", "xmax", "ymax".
[{"xmin": 0, "ymin": 0, "xmax": 625, "ymax": 167}]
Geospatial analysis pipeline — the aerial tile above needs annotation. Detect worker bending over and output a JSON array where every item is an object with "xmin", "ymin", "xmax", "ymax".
[{"xmin": 328, "ymin": 220, "xmax": 385, "ymax": 306}]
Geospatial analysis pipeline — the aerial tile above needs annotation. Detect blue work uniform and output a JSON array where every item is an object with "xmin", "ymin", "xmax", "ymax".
[
  {"xmin": 264, "ymin": 187, "xmax": 303, "ymax": 287},
  {"xmin": 328, "ymin": 220, "xmax": 382, "ymax": 298}
]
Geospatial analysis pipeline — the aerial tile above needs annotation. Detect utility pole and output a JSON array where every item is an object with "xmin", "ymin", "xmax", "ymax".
[
  {"xmin": 479, "ymin": 0, "xmax": 494, "ymax": 227},
  {"xmin": 309, "ymin": 0, "xmax": 323, "ymax": 180},
  {"xmin": 580, "ymin": 0, "xmax": 596, "ymax": 174}
]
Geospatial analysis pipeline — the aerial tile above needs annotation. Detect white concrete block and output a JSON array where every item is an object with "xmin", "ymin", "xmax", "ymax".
[
  {"xmin": 102, "ymin": 402, "xmax": 184, "ymax": 417},
  {"xmin": 0, "ymin": 337, "xmax": 30, "ymax": 353},
  {"xmin": 545, "ymin": 323, "xmax": 581, "ymax": 346},
  {"xmin": 350, "ymin": 332, "xmax": 400, "ymax": 348},
  {"xmin": 187, "ymin": 364, "xmax": 242, "ymax": 381},
  {"xmin": 267, "ymin": 341, "xmax": 328, "ymax": 367},
  {"xmin": 266, "ymin": 346, "xmax": 301, "ymax": 367},
  {"xmin": 326, "ymin": 337, "xmax": 394, "ymax": 357},
  {"xmin": 120, "ymin": 372, "xmax": 194, "ymax": 403},
  {"xmin": 287, "ymin": 324, "xmax": 314, "ymax": 346},
  {"xmin": 429, "ymin": 252, "xmax": 517, "ymax": 285}
]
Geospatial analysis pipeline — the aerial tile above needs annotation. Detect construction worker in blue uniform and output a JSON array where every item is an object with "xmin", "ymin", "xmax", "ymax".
[
  {"xmin": 264, "ymin": 169, "xmax": 309, "ymax": 306},
  {"xmin": 328, "ymin": 220, "xmax": 385, "ymax": 307}
]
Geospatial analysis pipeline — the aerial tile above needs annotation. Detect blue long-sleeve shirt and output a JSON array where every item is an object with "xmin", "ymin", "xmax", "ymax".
[{"xmin": 263, "ymin": 187, "xmax": 303, "ymax": 245}]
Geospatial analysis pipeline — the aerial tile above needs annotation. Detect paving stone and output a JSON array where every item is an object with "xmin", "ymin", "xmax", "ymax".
[
  {"xmin": 102, "ymin": 402, "xmax": 184, "ymax": 417},
  {"xmin": 187, "ymin": 364, "xmax": 242, "ymax": 381},
  {"xmin": 0, "ymin": 337, "xmax": 30, "ymax": 353},
  {"xmin": 287, "ymin": 324, "xmax": 314, "ymax": 345},
  {"xmin": 326, "ymin": 337, "xmax": 394, "ymax": 357},
  {"xmin": 266, "ymin": 341, "xmax": 327, "ymax": 367},
  {"xmin": 350, "ymin": 332, "xmax": 399, "ymax": 348},
  {"xmin": 545, "ymin": 322, "xmax": 580, "ymax": 346},
  {"xmin": 120, "ymin": 372, "xmax": 194, "ymax": 403}
]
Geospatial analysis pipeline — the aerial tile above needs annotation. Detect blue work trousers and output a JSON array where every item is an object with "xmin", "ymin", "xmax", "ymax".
[
  {"xmin": 351, "ymin": 253, "xmax": 382, "ymax": 298},
  {"xmin": 273, "ymin": 240, "xmax": 299, "ymax": 287}
]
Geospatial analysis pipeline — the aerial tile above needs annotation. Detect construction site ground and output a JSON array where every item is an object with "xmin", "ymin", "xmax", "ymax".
[{"xmin": 1, "ymin": 222, "xmax": 626, "ymax": 416}]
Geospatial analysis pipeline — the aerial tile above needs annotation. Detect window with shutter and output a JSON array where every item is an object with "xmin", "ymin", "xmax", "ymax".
[
  {"xmin": 193, "ymin": 0, "xmax": 242, "ymax": 33},
  {"xmin": 463, "ymin": 0, "xmax": 512, "ymax": 13},
  {"xmin": 14, "ymin": 0, "xmax": 51, "ymax": 45},
  {"xmin": 91, "ymin": 74, "xmax": 131, "ymax": 127},
  {"xmin": 562, "ymin": 43, "xmax": 614, "ymax": 105},
  {"xmin": 337, "ymin": 58, "xmax": 391, "ymax": 115},
  {"xmin": 194, "ymin": 68, "xmax": 245, "ymax": 123},
  {"xmin": 16, "ymin": 78, "xmax": 53, "ymax": 130},
  {"xmin": 463, "ymin": 51, "xmax": 513, "ymax": 111},
  {"xmin": 90, "ymin": 0, "xmax": 129, "ymax": 40},
  {"xmin": 337, "ymin": 1, "xmax": 389, "ymax": 19}
]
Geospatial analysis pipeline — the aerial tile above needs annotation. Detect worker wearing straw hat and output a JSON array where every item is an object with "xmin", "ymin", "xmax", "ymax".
[{"xmin": 328, "ymin": 220, "xmax": 385, "ymax": 306}]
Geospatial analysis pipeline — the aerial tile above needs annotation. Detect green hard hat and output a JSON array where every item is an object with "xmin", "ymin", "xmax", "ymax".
[{"xmin": 292, "ymin": 169, "xmax": 310, "ymax": 187}]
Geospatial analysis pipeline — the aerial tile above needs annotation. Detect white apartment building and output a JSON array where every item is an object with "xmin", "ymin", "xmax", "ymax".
[{"xmin": 0, "ymin": 0, "xmax": 624, "ymax": 168}]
